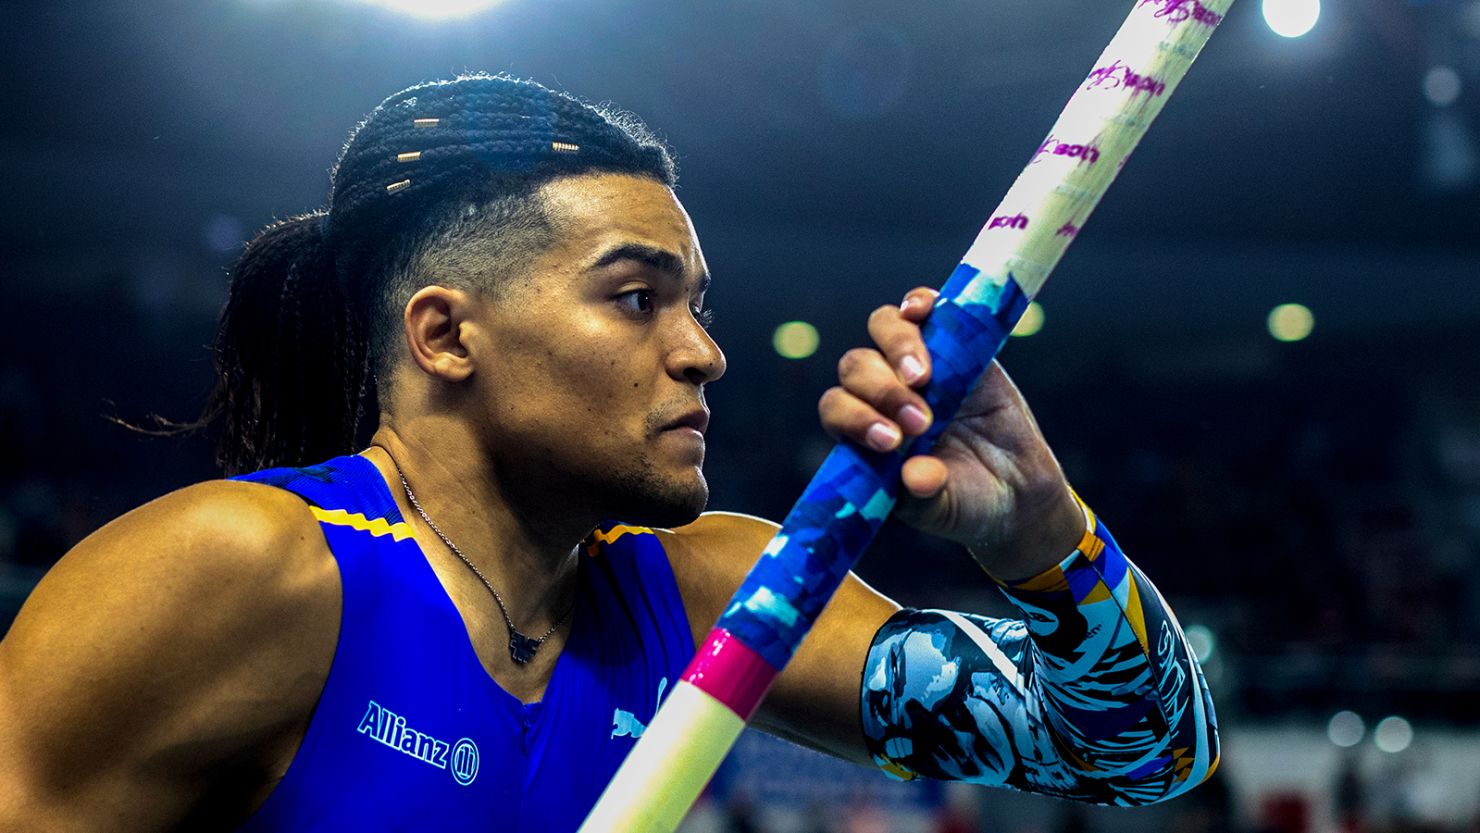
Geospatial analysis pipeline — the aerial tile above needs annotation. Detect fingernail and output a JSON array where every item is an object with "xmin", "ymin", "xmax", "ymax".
[
  {"xmin": 900, "ymin": 296, "xmax": 917, "ymax": 313},
  {"xmin": 899, "ymin": 355, "xmax": 926, "ymax": 384},
  {"xmin": 865, "ymin": 422, "xmax": 901, "ymax": 452},
  {"xmin": 897, "ymin": 404, "xmax": 930, "ymax": 434}
]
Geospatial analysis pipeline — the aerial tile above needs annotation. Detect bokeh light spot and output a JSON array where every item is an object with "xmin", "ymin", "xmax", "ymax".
[
  {"xmin": 1327, "ymin": 711, "xmax": 1365, "ymax": 747},
  {"xmin": 1374, "ymin": 716, "xmax": 1413, "ymax": 753},
  {"xmin": 1011, "ymin": 302, "xmax": 1045, "ymax": 337},
  {"xmin": 1424, "ymin": 66, "xmax": 1462, "ymax": 108},
  {"xmin": 774, "ymin": 321, "xmax": 820, "ymax": 360},
  {"xmin": 1184, "ymin": 624, "xmax": 1217, "ymax": 662},
  {"xmin": 1268, "ymin": 303, "xmax": 1314, "ymax": 342}
]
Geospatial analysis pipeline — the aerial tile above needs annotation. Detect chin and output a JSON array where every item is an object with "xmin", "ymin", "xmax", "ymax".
[{"xmin": 608, "ymin": 466, "xmax": 710, "ymax": 528}]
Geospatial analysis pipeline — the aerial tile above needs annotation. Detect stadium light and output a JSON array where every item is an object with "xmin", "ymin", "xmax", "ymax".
[
  {"xmin": 1262, "ymin": 0, "xmax": 1320, "ymax": 38},
  {"xmin": 341, "ymin": 0, "xmax": 508, "ymax": 19}
]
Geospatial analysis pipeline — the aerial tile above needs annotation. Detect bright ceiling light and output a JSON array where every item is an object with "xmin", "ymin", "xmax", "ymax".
[
  {"xmin": 344, "ymin": 0, "xmax": 507, "ymax": 19},
  {"xmin": 1263, "ymin": 0, "xmax": 1320, "ymax": 38}
]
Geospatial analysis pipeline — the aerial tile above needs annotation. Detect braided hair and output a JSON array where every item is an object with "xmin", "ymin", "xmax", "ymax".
[{"xmin": 196, "ymin": 74, "xmax": 675, "ymax": 476}]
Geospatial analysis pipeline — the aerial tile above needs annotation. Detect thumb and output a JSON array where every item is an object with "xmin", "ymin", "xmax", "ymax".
[
  {"xmin": 894, "ymin": 455, "xmax": 955, "ymax": 532},
  {"xmin": 901, "ymin": 455, "xmax": 949, "ymax": 499}
]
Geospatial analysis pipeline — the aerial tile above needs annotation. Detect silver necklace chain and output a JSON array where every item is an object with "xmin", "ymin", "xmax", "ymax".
[{"xmin": 394, "ymin": 468, "xmax": 573, "ymax": 665}]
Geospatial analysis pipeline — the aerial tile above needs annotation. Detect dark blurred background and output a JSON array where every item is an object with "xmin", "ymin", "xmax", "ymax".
[{"xmin": 2, "ymin": 0, "xmax": 1478, "ymax": 830}]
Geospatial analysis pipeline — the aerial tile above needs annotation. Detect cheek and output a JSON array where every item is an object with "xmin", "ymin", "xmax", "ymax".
[
  {"xmin": 484, "ymin": 311, "xmax": 661, "ymax": 435},
  {"xmin": 489, "ymin": 345, "xmax": 647, "ymax": 434}
]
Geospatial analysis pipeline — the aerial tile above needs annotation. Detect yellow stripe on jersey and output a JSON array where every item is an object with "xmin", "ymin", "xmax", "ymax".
[
  {"xmin": 1124, "ymin": 574, "xmax": 1151, "ymax": 653},
  {"xmin": 585, "ymin": 524, "xmax": 655, "ymax": 556},
  {"xmin": 309, "ymin": 506, "xmax": 415, "ymax": 542}
]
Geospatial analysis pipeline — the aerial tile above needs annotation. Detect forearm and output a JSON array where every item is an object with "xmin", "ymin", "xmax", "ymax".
[{"xmin": 860, "ymin": 503, "xmax": 1219, "ymax": 805}]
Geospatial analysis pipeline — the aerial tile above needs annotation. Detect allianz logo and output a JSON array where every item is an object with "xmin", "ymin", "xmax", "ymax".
[{"xmin": 357, "ymin": 700, "xmax": 480, "ymax": 786}]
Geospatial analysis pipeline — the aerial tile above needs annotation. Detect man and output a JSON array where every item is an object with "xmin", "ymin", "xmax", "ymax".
[{"xmin": 0, "ymin": 74, "xmax": 1216, "ymax": 831}]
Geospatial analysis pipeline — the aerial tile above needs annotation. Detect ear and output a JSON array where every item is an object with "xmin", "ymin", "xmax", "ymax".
[{"xmin": 403, "ymin": 285, "xmax": 482, "ymax": 383}]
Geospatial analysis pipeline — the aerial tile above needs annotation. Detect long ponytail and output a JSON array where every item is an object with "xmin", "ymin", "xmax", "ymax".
[{"xmin": 204, "ymin": 212, "xmax": 374, "ymax": 476}]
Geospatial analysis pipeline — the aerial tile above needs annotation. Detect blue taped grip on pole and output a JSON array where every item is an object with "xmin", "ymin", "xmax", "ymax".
[{"xmin": 714, "ymin": 264, "xmax": 1028, "ymax": 669}]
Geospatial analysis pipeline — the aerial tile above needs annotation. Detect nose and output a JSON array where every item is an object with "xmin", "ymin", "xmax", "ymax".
[{"xmin": 668, "ymin": 313, "xmax": 726, "ymax": 386}]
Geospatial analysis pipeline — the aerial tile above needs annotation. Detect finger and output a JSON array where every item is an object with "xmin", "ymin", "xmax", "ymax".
[
  {"xmin": 900, "ymin": 455, "xmax": 949, "ymax": 500},
  {"xmin": 898, "ymin": 286, "xmax": 939, "ymax": 322},
  {"xmin": 866, "ymin": 301, "xmax": 932, "ymax": 388},
  {"xmin": 818, "ymin": 386, "xmax": 905, "ymax": 452},
  {"xmin": 836, "ymin": 348, "xmax": 933, "ymax": 437}
]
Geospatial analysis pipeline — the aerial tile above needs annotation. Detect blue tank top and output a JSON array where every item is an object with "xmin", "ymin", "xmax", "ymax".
[{"xmin": 231, "ymin": 454, "xmax": 695, "ymax": 832}]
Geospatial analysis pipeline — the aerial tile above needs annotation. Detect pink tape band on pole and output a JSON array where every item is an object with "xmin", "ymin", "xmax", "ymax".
[{"xmin": 682, "ymin": 628, "xmax": 779, "ymax": 721}]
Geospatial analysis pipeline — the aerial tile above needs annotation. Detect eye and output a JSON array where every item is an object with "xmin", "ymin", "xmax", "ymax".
[
  {"xmin": 693, "ymin": 306, "xmax": 715, "ymax": 330},
  {"xmin": 616, "ymin": 288, "xmax": 655, "ymax": 316}
]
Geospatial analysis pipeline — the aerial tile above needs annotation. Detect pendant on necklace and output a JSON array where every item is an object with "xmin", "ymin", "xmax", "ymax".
[{"xmin": 509, "ymin": 630, "xmax": 542, "ymax": 664}]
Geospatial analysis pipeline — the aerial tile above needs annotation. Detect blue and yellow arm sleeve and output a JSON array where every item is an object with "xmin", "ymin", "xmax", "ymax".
[{"xmin": 860, "ymin": 502, "xmax": 1219, "ymax": 806}]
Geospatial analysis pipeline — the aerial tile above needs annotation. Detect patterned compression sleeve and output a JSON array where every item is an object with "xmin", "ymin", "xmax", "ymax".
[{"xmin": 861, "ymin": 505, "xmax": 1219, "ymax": 806}]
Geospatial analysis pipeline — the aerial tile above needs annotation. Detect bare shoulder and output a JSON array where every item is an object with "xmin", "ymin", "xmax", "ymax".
[
  {"xmin": 659, "ymin": 511, "xmax": 779, "ymax": 587},
  {"xmin": 101, "ymin": 477, "xmax": 323, "ymax": 563},
  {"xmin": 661, "ymin": 510, "xmax": 779, "ymax": 558},
  {"xmin": 0, "ymin": 478, "xmax": 340, "ymax": 829},
  {"xmin": 657, "ymin": 512, "xmax": 779, "ymax": 647},
  {"xmin": 14, "ymin": 478, "xmax": 338, "ymax": 640}
]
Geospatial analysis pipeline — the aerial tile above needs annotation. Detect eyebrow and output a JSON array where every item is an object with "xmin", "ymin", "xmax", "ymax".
[{"xmin": 590, "ymin": 242, "xmax": 711, "ymax": 294}]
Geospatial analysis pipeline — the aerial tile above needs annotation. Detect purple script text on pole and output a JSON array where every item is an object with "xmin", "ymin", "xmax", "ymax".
[
  {"xmin": 1033, "ymin": 135, "xmax": 1102, "ymax": 166},
  {"xmin": 1138, "ymin": 0, "xmax": 1224, "ymax": 27},
  {"xmin": 1085, "ymin": 60, "xmax": 1167, "ymax": 97}
]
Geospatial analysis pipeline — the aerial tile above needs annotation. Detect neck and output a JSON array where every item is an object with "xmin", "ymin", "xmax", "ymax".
[{"xmin": 361, "ymin": 421, "xmax": 588, "ymax": 632}]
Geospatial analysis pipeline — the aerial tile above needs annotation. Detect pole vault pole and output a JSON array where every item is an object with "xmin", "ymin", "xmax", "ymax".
[{"xmin": 580, "ymin": 2, "xmax": 1236, "ymax": 829}]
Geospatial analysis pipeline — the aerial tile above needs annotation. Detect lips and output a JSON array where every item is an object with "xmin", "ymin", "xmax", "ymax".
[{"xmin": 662, "ymin": 409, "xmax": 710, "ymax": 436}]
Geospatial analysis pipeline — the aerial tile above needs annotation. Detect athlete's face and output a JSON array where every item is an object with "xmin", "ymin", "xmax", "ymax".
[{"xmin": 471, "ymin": 173, "xmax": 725, "ymax": 527}]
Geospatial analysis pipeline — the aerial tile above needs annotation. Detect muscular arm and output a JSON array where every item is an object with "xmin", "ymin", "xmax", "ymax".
[
  {"xmin": 0, "ymin": 481, "xmax": 340, "ymax": 832},
  {"xmin": 665, "ymin": 286, "xmax": 1216, "ymax": 803},
  {"xmin": 665, "ymin": 507, "xmax": 1218, "ymax": 805}
]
